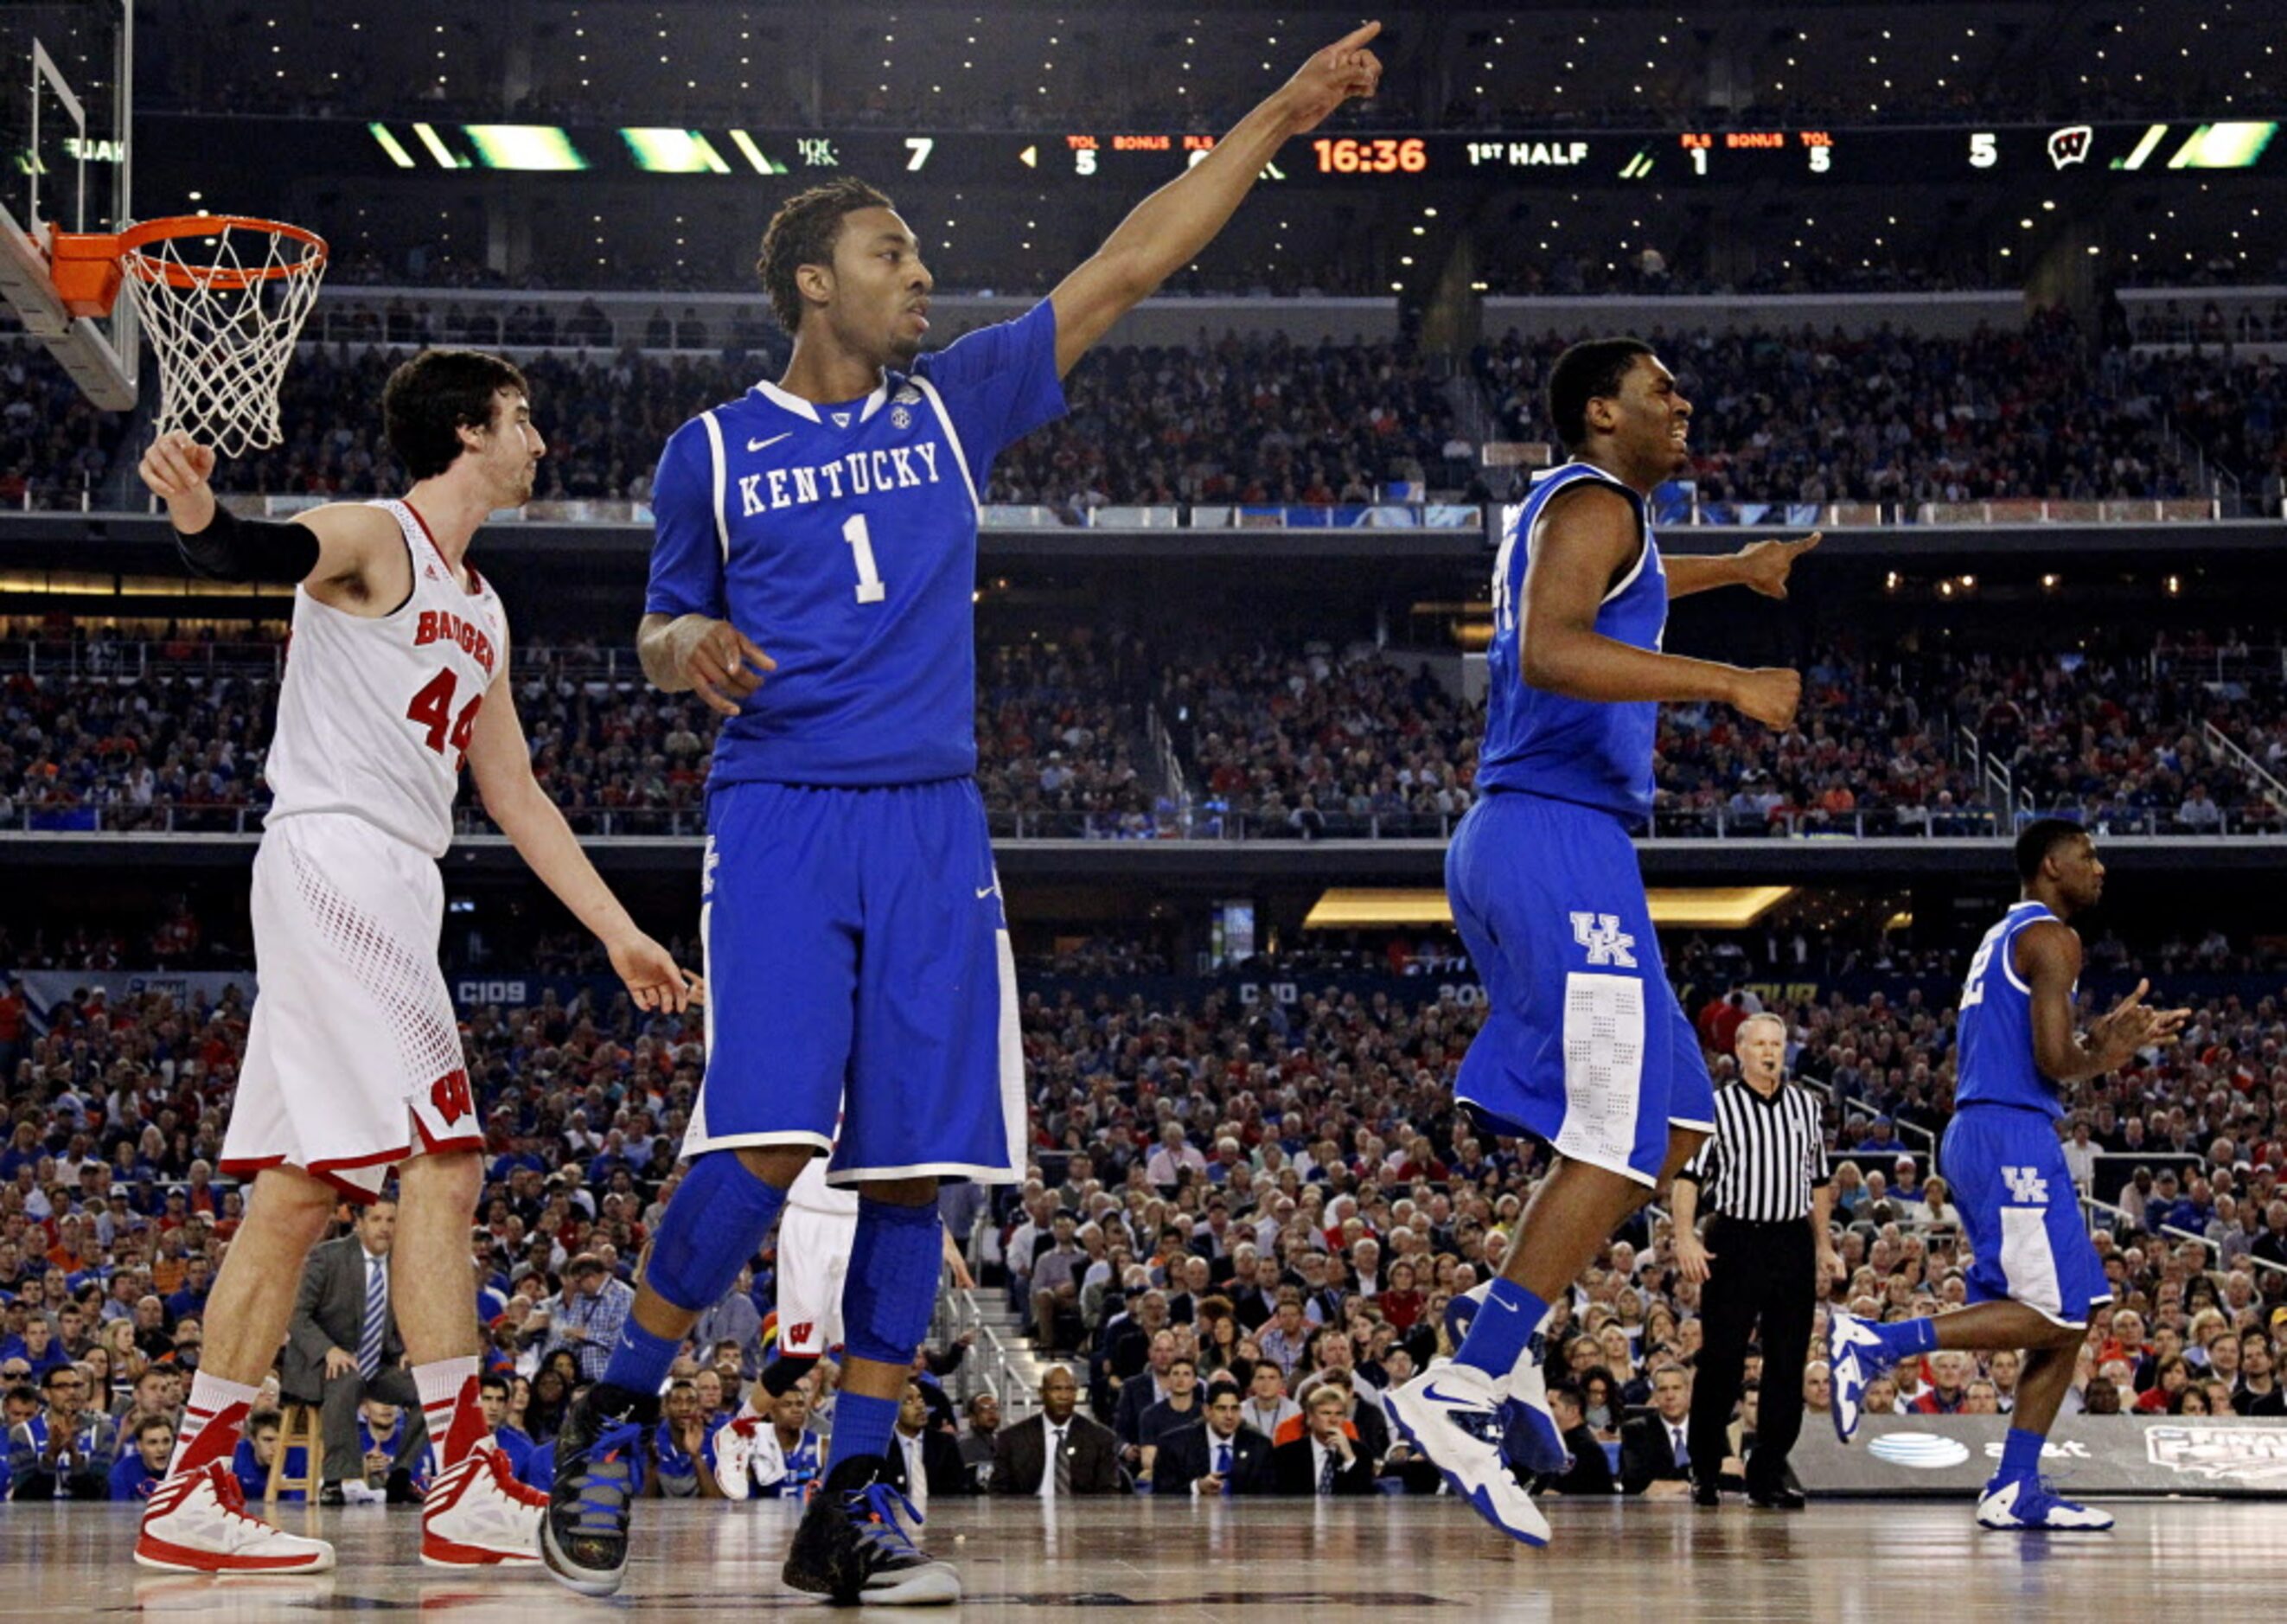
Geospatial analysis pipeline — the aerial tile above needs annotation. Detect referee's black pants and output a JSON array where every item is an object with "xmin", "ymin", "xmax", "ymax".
[{"xmin": 1687, "ymin": 1215, "xmax": 1815, "ymax": 1496}]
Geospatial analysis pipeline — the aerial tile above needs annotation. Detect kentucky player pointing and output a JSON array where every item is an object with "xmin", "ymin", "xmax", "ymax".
[
  {"xmin": 541, "ymin": 22, "xmax": 1387, "ymax": 1607},
  {"xmin": 1827, "ymin": 820, "xmax": 2187, "ymax": 1530}
]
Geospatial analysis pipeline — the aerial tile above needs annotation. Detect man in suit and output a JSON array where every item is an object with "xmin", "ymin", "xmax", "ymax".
[
  {"xmin": 1152, "ymin": 1383, "xmax": 1273, "ymax": 1497},
  {"xmin": 880, "ymin": 1379, "xmax": 969, "ymax": 1510},
  {"xmin": 1534, "ymin": 1383, "xmax": 1615, "ymax": 1495},
  {"xmin": 991, "ymin": 1366, "xmax": 1121, "ymax": 1496},
  {"xmin": 1620, "ymin": 1365, "xmax": 1696, "ymax": 1497},
  {"xmin": 1271, "ymin": 1379, "xmax": 1374, "ymax": 1496},
  {"xmin": 282, "ymin": 1200, "xmax": 423, "ymax": 1501}
]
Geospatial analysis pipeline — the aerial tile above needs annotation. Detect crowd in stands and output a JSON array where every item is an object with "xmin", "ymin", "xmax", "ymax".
[
  {"xmin": 1478, "ymin": 313, "xmax": 2219, "ymax": 506},
  {"xmin": 9, "ymin": 305, "xmax": 2279, "ymax": 515},
  {"xmin": 6, "ymin": 926, "xmax": 2284, "ymax": 1503},
  {"xmin": 1, "ymin": 622, "xmax": 2281, "ymax": 840}
]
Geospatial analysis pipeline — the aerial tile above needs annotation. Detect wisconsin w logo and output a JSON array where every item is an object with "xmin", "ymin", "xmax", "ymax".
[
  {"xmin": 2003, "ymin": 1166, "xmax": 2050, "ymax": 1205},
  {"xmin": 2047, "ymin": 125, "xmax": 2093, "ymax": 169},
  {"xmin": 1570, "ymin": 911, "xmax": 1639, "ymax": 968}
]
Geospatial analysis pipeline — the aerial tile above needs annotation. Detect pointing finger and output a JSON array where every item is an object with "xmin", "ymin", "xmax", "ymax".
[
  {"xmin": 1331, "ymin": 20, "xmax": 1383, "ymax": 53},
  {"xmin": 1794, "ymin": 530, "xmax": 1824, "ymax": 552}
]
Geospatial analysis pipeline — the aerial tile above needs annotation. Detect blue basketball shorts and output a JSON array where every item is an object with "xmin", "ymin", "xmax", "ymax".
[
  {"xmin": 684, "ymin": 777, "xmax": 1024, "ymax": 1186},
  {"xmin": 1447, "ymin": 790, "xmax": 1715, "ymax": 1185},
  {"xmin": 1942, "ymin": 1103, "xmax": 2109, "ymax": 1327}
]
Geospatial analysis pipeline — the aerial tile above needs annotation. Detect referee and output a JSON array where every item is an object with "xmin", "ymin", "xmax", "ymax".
[{"xmin": 1672, "ymin": 1010, "xmax": 1841, "ymax": 1509}]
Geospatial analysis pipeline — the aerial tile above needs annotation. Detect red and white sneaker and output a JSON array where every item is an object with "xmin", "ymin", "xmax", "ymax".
[
  {"xmin": 134, "ymin": 1461, "xmax": 337, "ymax": 1574},
  {"xmin": 714, "ymin": 1414, "xmax": 763, "ymax": 1501},
  {"xmin": 422, "ymin": 1439, "xmax": 549, "ymax": 1570}
]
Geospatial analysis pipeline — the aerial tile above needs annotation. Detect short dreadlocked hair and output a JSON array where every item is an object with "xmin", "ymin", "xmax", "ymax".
[{"xmin": 756, "ymin": 176, "xmax": 896, "ymax": 336}]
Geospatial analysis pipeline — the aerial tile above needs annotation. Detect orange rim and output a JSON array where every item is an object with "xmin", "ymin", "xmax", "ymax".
[{"xmin": 110, "ymin": 214, "xmax": 329, "ymax": 291}]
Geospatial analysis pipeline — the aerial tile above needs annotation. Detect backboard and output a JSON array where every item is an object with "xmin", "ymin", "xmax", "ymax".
[{"xmin": 0, "ymin": 1, "xmax": 134, "ymax": 408}]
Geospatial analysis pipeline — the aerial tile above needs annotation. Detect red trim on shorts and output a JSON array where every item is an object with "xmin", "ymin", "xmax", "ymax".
[
  {"xmin": 220, "ymin": 1150, "xmax": 404, "ymax": 1205},
  {"xmin": 414, "ymin": 1116, "xmax": 485, "ymax": 1155},
  {"xmin": 305, "ymin": 1146, "xmax": 413, "ymax": 1205}
]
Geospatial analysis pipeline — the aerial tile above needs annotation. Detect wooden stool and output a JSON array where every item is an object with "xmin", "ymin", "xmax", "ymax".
[{"xmin": 265, "ymin": 1402, "xmax": 323, "ymax": 1506}]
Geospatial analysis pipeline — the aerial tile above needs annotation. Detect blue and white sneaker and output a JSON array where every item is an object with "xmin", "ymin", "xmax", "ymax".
[
  {"xmin": 1446, "ymin": 1283, "xmax": 1570, "ymax": 1478},
  {"xmin": 1498, "ymin": 1344, "xmax": 1574, "ymax": 1478},
  {"xmin": 1385, "ymin": 1362, "xmax": 1550, "ymax": 1547},
  {"xmin": 1826, "ymin": 1311, "xmax": 1892, "ymax": 1442},
  {"xmin": 1976, "ymin": 1475, "xmax": 2114, "ymax": 1531}
]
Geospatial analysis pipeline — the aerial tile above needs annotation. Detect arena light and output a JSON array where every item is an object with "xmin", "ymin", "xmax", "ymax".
[
  {"xmin": 463, "ymin": 125, "xmax": 588, "ymax": 172},
  {"xmin": 368, "ymin": 123, "xmax": 418, "ymax": 169},
  {"xmin": 622, "ymin": 128, "xmax": 732, "ymax": 174},
  {"xmin": 1302, "ymin": 886, "xmax": 1795, "ymax": 931},
  {"xmin": 2167, "ymin": 121, "xmax": 2277, "ymax": 169}
]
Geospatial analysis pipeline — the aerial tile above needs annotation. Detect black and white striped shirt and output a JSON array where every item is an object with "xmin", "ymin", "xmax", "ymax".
[{"xmin": 1677, "ymin": 1079, "xmax": 1827, "ymax": 1223}]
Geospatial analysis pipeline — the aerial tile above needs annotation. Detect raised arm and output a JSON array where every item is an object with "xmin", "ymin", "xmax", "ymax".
[
  {"xmin": 1664, "ymin": 532, "xmax": 1822, "ymax": 599},
  {"xmin": 1048, "ymin": 22, "xmax": 1383, "ymax": 375},
  {"xmin": 1520, "ymin": 487, "xmax": 1801, "ymax": 728},
  {"xmin": 140, "ymin": 429, "xmax": 405, "ymax": 605}
]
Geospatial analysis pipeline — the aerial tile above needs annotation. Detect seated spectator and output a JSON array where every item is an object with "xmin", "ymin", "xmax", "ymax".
[
  {"xmin": 991, "ymin": 1367, "xmax": 1121, "ymax": 1496},
  {"xmin": 881, "ymin": 1378, "xmax": 968, "ymax": 1511},
  {"xmin": 1620, "ymin": 1368, "xmax": 1696, "ymax": 1497},
  {"xmin": 6, "ymin": 1364, "xmax": 112, "ymax": 1499},
  {"xmin": 1269, "ymin": 1379, "xmax": 1373, "ymax": 1496},
  {"xmin": 1534, "ymin": 1383, "xmax": 1616, "ymax": 1496},
  {"xmin": 1152, "ymin": 1379, "xmax": 1274, "ymax": 1497},
  {"xmin": 107, "ymin": 1412, "xmax": 174, "ymax": 1501}
]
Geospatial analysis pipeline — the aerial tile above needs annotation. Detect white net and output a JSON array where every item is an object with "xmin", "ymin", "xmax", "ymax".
[{"xmin": 116, "ymin": 220, "xmax": 327, "ymax": 460}]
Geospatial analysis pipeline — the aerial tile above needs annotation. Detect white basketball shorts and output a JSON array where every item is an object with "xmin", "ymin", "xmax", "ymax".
[
  {"xmin": 774, "ymin": 1201, "xmax": 857, "ymax": 1358},
  {"xmin": 220, "ymin": 812, "xmax": 479, "ymax": 1202}
]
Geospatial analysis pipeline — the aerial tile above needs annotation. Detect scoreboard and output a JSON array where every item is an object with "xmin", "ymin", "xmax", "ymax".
[{"xmin": 139, "ymin": 115, "xmax": 2281, "ymax": 189}]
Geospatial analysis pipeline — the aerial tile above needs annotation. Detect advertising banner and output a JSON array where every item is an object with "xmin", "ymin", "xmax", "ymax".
[{"xmin": 1793, "ymin": 1414, "xmax": 2287, "ymax": 1498}]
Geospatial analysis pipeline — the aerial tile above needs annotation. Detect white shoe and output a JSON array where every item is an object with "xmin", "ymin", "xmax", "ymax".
[
  {"xmin": 1826, "ymin": 1312, "xmax": 1891, "ymax": 1442},
  {"xmin": 1976, "ymin": 1476, "xmax": 2114, "ymax": 1531},
  {"xmin": 423, "ymin": 1439, "xmax": 549, "ymax": 1569},
  {"xmin": 713, "ymin": 1413, "xmax": 761, "ymax": 1501},
  {"xmin": 340, "ymin": 1480, "xmax": 387, "ymax": 1506},
  {"xmin": 134, "ymin": 1461, "xmax": 337, "ymax": 1574},
  {"xmin": 1384, "ymin": 1362, "xmax": 1549, "ymax": 1547}
]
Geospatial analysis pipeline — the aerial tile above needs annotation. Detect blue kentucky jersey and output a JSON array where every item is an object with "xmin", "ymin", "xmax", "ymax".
[
  {"xmin": 1474, "ymin": 462, "xmax": 1667, "ymax": 821},
  {"xmin": 1955, "ymin": 901, "xmax": 2066, "ymax": 1118},
  {"xmin": 646, "ymin": 299, "xmax": 1066, "ymax": 787}
]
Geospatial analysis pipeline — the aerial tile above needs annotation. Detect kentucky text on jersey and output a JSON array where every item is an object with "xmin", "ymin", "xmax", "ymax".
[
  {"xmin": 737, "ymin": 443, "xmax": 943, "ymax": 515},
  {"xmin": 1954, "ymin": 900, "xmax": 2065, "ymax": 1118},
  {"xmin": 412, "ymin": 609, "xmax": 497, "ymax": 675},
  {"xmin": 1474, "ymin": 463, "xmax": 1669, "ymax": 821},
  {"xmin": 645, "ymin": 298, "xmax": 1066, "ymax": 787}
]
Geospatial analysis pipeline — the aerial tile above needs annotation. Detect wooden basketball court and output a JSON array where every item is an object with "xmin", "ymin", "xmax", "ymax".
[{"xmin": 22, "ymin": 1496, "xmax": 2274, "ymax": 1620}]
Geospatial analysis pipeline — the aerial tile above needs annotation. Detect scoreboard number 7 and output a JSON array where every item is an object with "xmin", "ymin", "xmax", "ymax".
[{"xmin": 904, "ymin": 137, "xmax": 935, "ymax": 171}]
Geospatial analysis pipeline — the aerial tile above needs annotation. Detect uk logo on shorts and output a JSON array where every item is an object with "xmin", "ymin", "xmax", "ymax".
[
  {"xmin": 1570, "ymin": 911, "xmax": 1638, "ymax": 968},
  {"xmin": 702, "ymin": 837, "xmax": 720, "ymax": 901},
  {"xmin": 2003, "ymin": 1166, "xmax": 2049, "ymax": 1205}
]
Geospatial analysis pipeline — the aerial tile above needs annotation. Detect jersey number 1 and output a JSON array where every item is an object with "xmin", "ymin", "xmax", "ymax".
[
  {"xmin": 843, "ymin": 513, "xmax": 887, "ymax": 604},
  {"xmin": 406, "ymin": 668, "xmax": 484, "ymax": 768}
]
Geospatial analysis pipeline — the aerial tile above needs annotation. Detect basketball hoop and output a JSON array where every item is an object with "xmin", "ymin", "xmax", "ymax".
[{"xmin": 48, "ymin": 214, "xmax": 328, "ymax": 459}]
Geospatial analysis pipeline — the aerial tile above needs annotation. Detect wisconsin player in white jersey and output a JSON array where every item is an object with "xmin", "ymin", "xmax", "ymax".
[{"xmin": 129, "ymin": 352, "xmax": 697, "ymax": 1577}]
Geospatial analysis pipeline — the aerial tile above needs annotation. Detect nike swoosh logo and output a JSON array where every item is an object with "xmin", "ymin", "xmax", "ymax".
[
  {"xmin": 748, "ymin": 433, "xmax": 792, "ymax": 452},
  {"xmin": 1484, "ymin": 1295, "xmax": 1520, "ymax": 1314},
  {"xmin": 975, "ymin": 886, "xmax": 999, "ymax": 899},
  {"xmin": 1419, "ymin": 1382, "xmax": 1480, "ymax": 1408}
]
